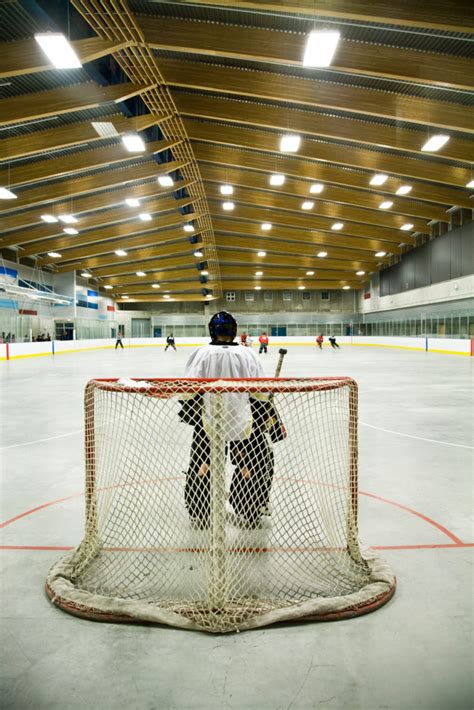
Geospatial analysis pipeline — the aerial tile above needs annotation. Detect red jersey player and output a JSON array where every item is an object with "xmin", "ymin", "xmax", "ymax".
[
  {"xmin": 316, "ymin": 334, "xmax": 324, "ymax": 349},
  {"xmin": 240, "ymin": 331, "xmax": 248, "ymax": 347},
  {"xmin": 258, "ymin": 332, "xmax": 269, "ymax": 354}
]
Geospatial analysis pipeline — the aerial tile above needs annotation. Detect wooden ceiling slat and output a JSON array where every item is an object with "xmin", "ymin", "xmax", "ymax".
[
  {"xmin": 94, "ymin": 254, "xmax": 199, "ymax": 278},
  {"xmin": 1, "ymin": 113, "xmax": 162, "ymax": 162},
  {"xmin": 220, "ymin": 264, "xmax": 362, "ymax": 280},
  {"xmin": 111, "ymin": 279, "xmax": 205, "ymax": 295},
  {"xmin": 202, "ymin": 175, "xmax": 429, "ymax": 232},
  {"xmin": 178, "ymin": 97, "xmax": 473, "ymax": 184},
  {"xmin": 189, "ymin": 126, "xmax": 472, "ymax": 205},
  {"xmin": 0, "ymin": 37, "xmax": 132, "ymax": 78},
  {"xmin": 160, "ymin": 57, "xmax": 474, "ymax": 136},
  {"xmin": 35, "ymin": 214, "xmax": 201, "ymax": 264},
  {"xmin": 0, "ymin": 81, "xmax": 154, "ymax": 126},
  {"xmin": 218, "ymin": 248, "xmax": 374, "ymax": 272},
  {"xmin": 210, "ymin": 201, "xmax": 404, "ymax": 245},
  {"xmin": 170, "ymin": 1, "xmax": 474, "ymax": 34},
  {"xmin": 0, "ymin": 162, "xmax": 177, "ymax": 214},
  {"xmin": 1, "ymin": 138, "xmax": 178, "ymax": 189},
  {"xmin": 213, "ymin": 223, "xmax": 385, "ymax": 262},
  {"xmin": 115, "ymin": 294, "xmax": 208, "ymax": 302},
  {"xmin": 103, "ymin": 266, "xmax": 198, "ymax": 286},
  {"xmin": 1, "ymin": 163, "xmax": 188, "ymax": 232},
  {"xmin": 6, "ymin": 195, "xmax": 195, "ymax": 251},
  {"xmin": 56, "ymin": 241, "xmax": 202, "ymax": 273},
  {"xmin": 198, "ymin": 161, "xmax": 446, "ymax": 222},
  {"xmin": 143, "ymin": 16, "xmax": 474, "ymax": 92},
  {"xmin": 221, "ymin": 278, "xmax": 360, "ymax": 290}
]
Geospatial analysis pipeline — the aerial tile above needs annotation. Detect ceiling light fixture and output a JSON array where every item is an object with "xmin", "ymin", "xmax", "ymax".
[
  {"xmin": 280, "ymin": 134, "xmax": 301, "ymax": 152},
  {"xmin": 194, "ymin": 250, "xmax": 204, "ymax": 258},
  {"xmin": 63, "ymin": 227, "xmax": 78, "ymax": 235},
  {"xmin": 122, "ymin": 133, "xmax": 145, "ymax": 152},
  {"xmin": 58, "ymin": 214, "xmax": 78, "ymax": 224},
  {"xmin": 370, "ymin": 174, "xmax": 388, "ymax": 186},
  {"xmin": 41, "ymin": 214, "xmax": 58, "ymax": 223},
  {"xmin": 421, "ymin": 134, "xmax": 450, "ymax": 152},
  {"xmin": 158, "ymin": 175, "xmax": 174, "ymax": 187},
  {"xmin": 47, "ymin": 252, "xmax": 62, "ymax": 258},
  {"xmin": 163, "ymin": 294, "xmax": 170, "ymax": 299},
  {"xmin": 306, "ymin": 270, "xmax": 315, "ymax": 275},
  {"xmin": 396, "ymin": 185, "xmax": 412, "ymax": 196},
  {"xmin": 309, "ymin": 183, "xmax": 324, "ymax": 194},
  {"xmin": 136, "ymin": 271, "xmax": 146, "ymax": 277},
  {"xmin": 220, "ymin": 184, "xmax": 233, "ymax": 195},
  {"xmin": 222, "ymin": 202, "xmax": 234, "ymax": 211},
  {"xmin": 269, "ymin": 174, "xmax": 285, "ymax": 186},
  {"xmin": 342, "ymin": 285, "xmax": 351, "ymax": 290},
  {"xmin": 301, "ymin": 200, "xmax": 314, "ymax": 210},
  {"xmin": 298, "ymin": 285, "xmax": 305, "ymax": 290},
  {"xmin": 303, "ymin": 30, "xmax": 340, "ymax": 67},
  {"xmin": 400, "ymin": 223, "xmax": 414, "ymax": 231},
  {"xmin": 255, "ymin": 271, "xmax": 263, "ymax": 276},
  {"xmin": 0, "ymin": 187, "xmax": 17, "ymax": 200},
  {"xmin": 91, "ymin": 121, "xmax": 119, "ymax": 138},
  {"xmin": 115, "ymin": 249, "xmax": 127, "ymax": 256},
  {"xmin": 80, "ymin": 272, "xmax": 91, "ymax": 278},
  {"xmin": 104, "ymin": 285, "xmax": 113, "ymax": 290},
  {"xmin": 254, "ymin": 286, "xmax": 262, "ymax": 290},
  {"xmin": 205, "ymin": 294, "xmax": 213, "ymax": 299},
  {"xmin": 331, "ymin": 222, "xmax": 344, "ymax": 230},
  {"xmin": 466, "ymin": 179, "xmax": 474, "ymax": 189},
  {"xmin": 183, "ymin": 224, "xmax": 195, "ymax": 232},
  {"xmin": 379, "ymin": 201, "xmax": 393, "ymax": 209},
  {"xmin": 261, "ymin": 223, "xmax": 272, "ymax": 231},
  {"xmin": 257, "ymin": 251, "xmax": 266, "ymax": 257},
  {"xmin": 122, "ymin": 295, "xmax": 129, "ymax": 299},
  {"xmin": 125, "ymin": 198, "xmax": 140, "ymax": 207},
  {"xmin": 34, "ymin": 33, "xmax": 82, "ymax": 69},
  {"xmin": 375, "ymin": 251, "xmax": 386, "ymax": 257},
  {"xmin": 152, "ymin": 284, "xmax": 160, "ymax": 289},
  {"xmin": 201, "ymin": 270, "xmax": 209, "ymax": 276},
  {"xmin": 138, "ymin": 213, "xmax": 152, "ymax": 221},
  {"xmin": 317, "ymin": 251, "xmax": 327, "ymax": 257},
  {"xmin": 356, "ymin": 271, "xmax": 366, "ymax": 276}
]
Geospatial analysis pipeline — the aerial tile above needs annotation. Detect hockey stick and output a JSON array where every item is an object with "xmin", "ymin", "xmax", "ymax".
[
  {"xmin": 267, "ymin": 348, "xmax": 288, "ymax": 442},
  {"xmin": 274, "ymin": 348, "xmax": 287, "ymax": 379}
]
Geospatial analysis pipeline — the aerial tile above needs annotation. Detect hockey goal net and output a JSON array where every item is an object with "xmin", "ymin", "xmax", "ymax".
[{"xmin": 46, "ymin": 377, "xmax": 395, "ymax": 632}]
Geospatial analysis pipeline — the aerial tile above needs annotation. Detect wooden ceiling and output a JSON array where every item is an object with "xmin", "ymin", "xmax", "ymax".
[{"xmin": 0, "ymin": 0, "xmax": 472, "ymax": 303}]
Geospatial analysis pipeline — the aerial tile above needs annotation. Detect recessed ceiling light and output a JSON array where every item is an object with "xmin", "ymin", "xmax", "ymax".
[
  {"xmin": 220, "ymin": 184, "xmax": 233, "ymax": 195},
  {"xmin": 91, "ymin": 121, "xmax": 119, "ymax": 138},
  {"xmin": 306, "ymin": 270, "xmax": 315, "ymax": 275},
  {"xmin": 152, "ymin": 284, "xmax": 160, "ymax": 289},
  {"xmin": 375, "ymin": 251, "xmax": 386, "ymax": 257},
  {"xmin": 317, "ymin": 251, "xmax": 327, "ymax": 257},
  {"xmin": 261, "ymin": 223, "xmax": 272, "ymax": 231},
  {"xmin": 205, "ymin": 294, "xmax": 213, "ymax": 299},
  {"xmin": 298, "ymin": 285, "xmax": 305, "ymax": 290},
  {"xmin": 255, "ymin": 271, "xmax": 263, "ymax": 276},
  {"xmin": 201, "ymin": 270, "xmax": 209, "ymax": 276},
  {"xmin": 331, "ymin": 222, "xmax": 344, "ymax": 230},
  {"xmin": 163, "ymin": 294, "xmax": 170, "ymax": 299},
  {"xmin": 222, "ymin": 201, "xmax": 234, "ymax": 211},
  {"xmin": 125, "ymin": 198, "xmax": 140, "ymax": 207},
  {"xmin": 370, "ymin": 174, "xmax": 388, "ymax": 186},
  {"xmin": 136, "ymin": 271, "xmax": 146, "ymax": 277},
  {"xmin": 122, "ymin": 295, "xmax": 129, "ymax": 299},
  {"xmin": 34, "ymin": 33, "xmax": 82, "ymax": 69},
  {"xmin": 254, "ymin": 286, "xmax": 262, "ymax": 290},
  {"xmin": 342, "ymin": 285, "xmax": 351, "ymax": 290},
  {"xmin": 309, "ymin": 183, "xmax": 324, "ymax": 194},
  {"xmin": 269, "ymin": 174, "xmax": 285, "ymax": 186},
  {"xmin": 0, "ymin": 187, "xmax": 17, "ymax": 200},
  {"xmin": 63, "ymin": 227, "xmax": 78, "ymax": 235},
  {"xmin": 356, "ymin": 270, "xmax": 366, "ymax": 276},
  {"xmin": 257, "ymin": 251, "xmax": 266, "ymax": 257},
  {"xmin": 104, "ymin": 285, "xmax": 113, "ymax": 290},
  {"xmin": 58, "ymin": 214, "xmax": 78, "ymax": 223},
  {"xmin": 194, "ymin": 250, "xmax": 204, "ymax": 257},
  {"xmin": 466, "ymin": 179, "xmax": 474, "ymax": 188},
  {"xmin": 115, "ymin": 249, "xmax": 128, "ymax": 256},
  {"xmin": 183, "ymin": 224, "xmax": 195, "ymax": 232},
  {"xmin": 41, "ymin": 214, "xmax": 58, "ymax": 223},
  {"xmin": 80, "ymin": 272, "xmax": 91, "ymax": 278},
  {"xmin": 400, "ymin": 223, "xmax": 414, "ymax": 231},
  {"xmin": 158, "ymin": 175, "xmax": 174, "ymax": 187},
  {"xmin": 139, "ymin": 213, "xmax": 152, "ymax": 221},
  {"xmin": 280, "ymin": 134, "xmax": 301, "ymax": 152},
  {"xmin": 396, "ymin": 185, "xmax": 412, "ymax": 196},
  {"xmin": 122, "ymin": 133, "xmax": 145, "ymax": 152},
  {"xmin": 301, "ymin": 200, "xmax": 314, "ymax": 210},
  {"xmin": 379, "ymin": 201, "xmax": 393, "ymax": 210},
  {"xmin": 421, "ymin": 134, "xmax": 450, "ymax": 152},
  {"xmin": 47, "ymin": 252, "xmax": 61, "ymax": 258},
  {"xmin": 303, "ymin": 30, "xmax": 340, "ymax": 67}
]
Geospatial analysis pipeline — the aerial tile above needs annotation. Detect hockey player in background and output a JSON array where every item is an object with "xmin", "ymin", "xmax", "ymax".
[
  {"xmin": 316, "ymin": 333, "xmax": 324, "ymax": 350},
  {"xmin": 240, "ymin": 331, "xmax": 248, "ymax": 347},
  {"xmin": 180, "ymin": 311, "xmax": 274, "ymax": 529},
  {"xmin": 258, "ymin": 332, "xmax": 269, "ymax": 354},
  {"xmin": 329, "ymin": 335, "xmax": 340, "ymax": 349},
  {"xmin": 165, "ymin": 333, "xmax": 177, "ymax": 351}
]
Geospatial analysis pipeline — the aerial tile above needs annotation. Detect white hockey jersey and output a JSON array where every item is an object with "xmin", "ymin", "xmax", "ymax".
[{"xmin": 184, "ymin": 343, "xmax": 264, "ymax": 441}]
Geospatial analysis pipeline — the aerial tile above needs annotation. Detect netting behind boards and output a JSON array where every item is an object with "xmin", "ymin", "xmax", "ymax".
[{"xmin": 46, "ymin": 378, "xmax": 395, "ymax": 632}]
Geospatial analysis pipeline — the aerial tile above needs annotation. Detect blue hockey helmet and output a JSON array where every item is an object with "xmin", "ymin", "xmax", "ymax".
[{"xmin": 209, "ymin": 311, "xmax": 237, "ymax": 340}]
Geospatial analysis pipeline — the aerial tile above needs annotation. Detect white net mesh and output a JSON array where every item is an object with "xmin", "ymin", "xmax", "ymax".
[{"xmin": 46, "ymin": 378, "xmax": 395, "ymax": 632}]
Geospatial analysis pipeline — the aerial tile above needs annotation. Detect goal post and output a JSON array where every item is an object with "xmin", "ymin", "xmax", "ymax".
[{"xmin": 46, "ymin": 377, "xmax": 396, "ymax": 632}]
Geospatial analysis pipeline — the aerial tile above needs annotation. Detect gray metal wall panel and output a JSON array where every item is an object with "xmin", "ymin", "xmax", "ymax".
[
  {"xmin": 415, "ymin": 242, "xmax": 431, "ymax": 288},
  {"xmin": 431, "ymin": 236, "xmax": 451, "ymax": 283},
  {"xmin": 399, "ymin": 252, "xmax": 415, "ymax": 290},
  {"xmin": 449, "ymin": 233, "xmax": 463, "ymax": 279},
  {"xmin": 380, "ymin": 269, "xmax": 391, "ymax": 296},
  {"xmin": 460, "ymin": 225, "xmax": 474, "ymax": 277}
]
